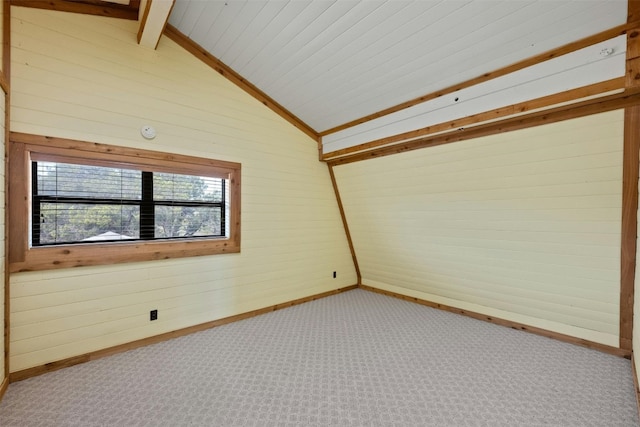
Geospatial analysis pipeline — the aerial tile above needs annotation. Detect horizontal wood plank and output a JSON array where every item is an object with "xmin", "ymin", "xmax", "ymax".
[
  {"xmin": 9, "ymin": 285, "xmax": 358, "ymax": 382},
  {"xmin": 9, "ymin": 7, "xmax": 358, "ymax": 373},
  {"xmin": 163, "ymin": 24, "xmax": 319, "ymax": 142},
  {"xmin": 334, "ymin": 110, "xmax": 623, "ymax": 346}
]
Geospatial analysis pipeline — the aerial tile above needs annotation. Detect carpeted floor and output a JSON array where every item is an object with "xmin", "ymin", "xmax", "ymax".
[{"xmin": 0, "ymin": 289, "xmax": 637, "ymax": 426}]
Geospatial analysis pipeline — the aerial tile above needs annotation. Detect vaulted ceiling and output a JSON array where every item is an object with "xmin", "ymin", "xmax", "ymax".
[
  {"xmin": 11, "ymin": 0, "xmax": 631, "ymax": 153},
  {"xmin": 167, "ymin": 0, "xmax": 628, "ymax": 134}
]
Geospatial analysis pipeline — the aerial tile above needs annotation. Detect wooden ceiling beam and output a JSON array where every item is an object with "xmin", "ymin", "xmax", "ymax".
[
  {"xmin": 327, "ymin": 88, "xmax": 640, "ymax": 167},
  {"xmin": 137, "ymin": 0, "xmax": 174, "ymax": 50},
  {"xmin": 323, "ymin": 78, "xmax": 625, "ymax": 161},
  {"xmin": 10, "ymin": 0, "xmax": 140, "ymax": 20}
]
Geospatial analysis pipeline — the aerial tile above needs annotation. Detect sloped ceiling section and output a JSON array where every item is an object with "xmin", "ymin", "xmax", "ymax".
[{"xmin": 169, "ymin": 0, "xmax": 628, "ymax": 137}]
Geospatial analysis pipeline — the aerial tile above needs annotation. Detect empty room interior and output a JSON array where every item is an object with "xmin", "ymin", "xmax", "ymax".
[{"xmin": 1, "ymin": 0, "xmax": 640, "ymax": 425}]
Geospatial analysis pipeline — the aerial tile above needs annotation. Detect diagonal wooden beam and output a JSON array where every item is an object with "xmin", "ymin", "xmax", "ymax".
[{"xmin": 327, "ymin": 165, "xmax": 361, "ymax": 286}]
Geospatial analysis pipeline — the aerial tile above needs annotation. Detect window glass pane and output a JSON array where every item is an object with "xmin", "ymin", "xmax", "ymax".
[
  {"xmin": 37, "ymin": 203, "xmax": 140, "ymax": 245},
  {"xmin": 37, "ymin": 162, "xmax": 141, "ymax": 199},
  {"xmin": 154, "ymin": 172, "xmax": 223, "ymax": 203},
  {"xmin": 32, "ymin": 162, "xmax": 227, "ymax": 246},
  {"xmin": 155, "ymin": 206, "xmax": 223, "ymax": 238}
]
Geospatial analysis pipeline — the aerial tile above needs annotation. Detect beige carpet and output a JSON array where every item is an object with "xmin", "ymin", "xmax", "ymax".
[{"xmin": 0, "ymin": 289, "xmax": 637, "ymax": 426}]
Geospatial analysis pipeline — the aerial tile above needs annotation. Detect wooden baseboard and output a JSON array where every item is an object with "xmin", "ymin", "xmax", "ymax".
[
  {"xmin": 359, "ymin": 284, "xmax": 631, "ymax": 358},
  {"xmin": 0, "ymin": 376, "xmax": 8, "ymax": 402},
  {"xmin": 633, "ymin": 355, "xmax": 640, "ymax": 419},
  {"xmin": 9, "ymin": 285, "xmax": 359, "ymax": 383}
]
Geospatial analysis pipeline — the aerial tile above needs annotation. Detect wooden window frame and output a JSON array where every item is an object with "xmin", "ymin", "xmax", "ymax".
[{"xmin": 9, "ymin": 133, "xmax": 241, "ymax": 272}]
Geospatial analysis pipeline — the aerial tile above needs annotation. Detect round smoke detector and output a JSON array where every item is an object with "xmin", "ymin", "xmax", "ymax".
[{"xmin": 141, "ymin": 125, "xmax": 157, "ymax": 140}]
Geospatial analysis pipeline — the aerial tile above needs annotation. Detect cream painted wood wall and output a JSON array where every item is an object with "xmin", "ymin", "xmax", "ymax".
[
  {"xmin": 8, "ymin": 7, "xmax": 356, "ymax": 372},
  {"xmin": 0, "ymin": 89, "xmax": 5, "ymax": 382},
  {"xmin": 1, "ymin": 2, "xmax": 6, "ymax": 383},
  {"xmin": 334, "ymin": 110, "xmax": 624, "ymax": 347}
]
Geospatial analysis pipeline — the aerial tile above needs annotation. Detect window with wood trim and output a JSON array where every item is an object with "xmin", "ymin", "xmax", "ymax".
[{"xmin": 9, "ymin": 133, "xmax": 241, "ymax": 272}]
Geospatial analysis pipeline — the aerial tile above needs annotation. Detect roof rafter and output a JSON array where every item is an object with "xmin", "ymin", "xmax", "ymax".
[{"xmin": 137, "ymin": 0, "xmax": 175, "ymax": 49}]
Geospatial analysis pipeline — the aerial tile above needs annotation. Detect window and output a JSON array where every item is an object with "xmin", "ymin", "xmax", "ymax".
[
  {"xmin": 32, "ymin": 162, "xmax": 226, "ymax": 245},
  {"xmin": 9, "ymin": 133, "xmax": 241, "ymax": 272}
]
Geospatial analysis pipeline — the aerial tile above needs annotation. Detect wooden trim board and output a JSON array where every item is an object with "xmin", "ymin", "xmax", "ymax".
[
  {"xmin": 359, "ymin": 285, "xmax": 631, "ymax": 358},
  {"xmin": 9, "ymin": 285, "xmax": 359, "ymax": 382},
  {"xmin": 0, "ymin": 377, "xmax": 8, "ymax": 402},
  {"xmin": 4, "ymin": 0, "xmax": 11, "ymax": 392},
  {"xmin": 328, "ymin": 164, "xmax": 361, "ymax": 285},
  {"xmin": 634, "ymin": 355, "xmax": 640, "ymax": 420},
  {"xmin": 136, "ymin": 0, "xmax": 152, "ymax": 44},
  {"xmin": 163, "ymin": 24, "xmax": 319, "ymax": 143},
  {"xmin": 620, "ymin": 0, "xmax": 640, "ymax": 352},
  {"xmin": 0, "ymin": 71, "xmax": 7, "ymax": 95},
  {"xmin": 621, "ymin": 106, "xmax": 640, "ymax": 351}
]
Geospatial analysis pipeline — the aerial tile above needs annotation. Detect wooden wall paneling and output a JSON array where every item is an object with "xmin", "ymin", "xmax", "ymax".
[
  {"xmin": 163, "ymin": 24, "xmax": 319, "ymax": 142},
  {"xmin": 9, "ymin": 284, "xmax": 358, "ymax": 382},
  {"xmin": 323, "ymin": 78, "xmax": 625, "ymax": 161},
  {"xmin": 334, "ymin": 110, "xmax": 624, "ymax": 348},
  {"xmin": 2, "ymin": 0, "xmax": 8, "ymax": 398},
  {"xmin": 320, "ymin": 22, "xmax": 636, "ymax": 137},
  {"xmin": 8, "ymin": 7, "xmax": 357, "ymax": 372}
]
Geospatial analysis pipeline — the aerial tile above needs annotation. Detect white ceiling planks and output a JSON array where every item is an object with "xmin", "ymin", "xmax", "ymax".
[
  {"xmin": 322, "ymin": 35, "xmax": 627, "ymax": 154},
  {"xmin": 168, "ymin": 0, "xmax": 628, "ymax": 139}
]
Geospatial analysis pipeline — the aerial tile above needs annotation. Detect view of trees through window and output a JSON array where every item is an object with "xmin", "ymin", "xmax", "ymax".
[{"xmin": 33, "ymin": 161, "xmax": 226, "ymax": 246}]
